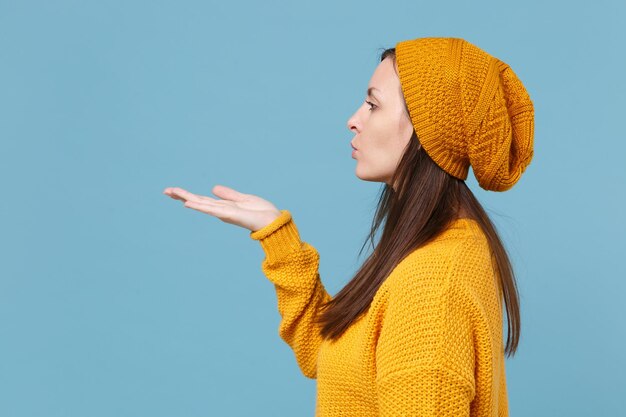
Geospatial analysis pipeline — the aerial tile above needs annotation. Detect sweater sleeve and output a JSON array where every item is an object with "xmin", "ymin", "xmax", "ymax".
[
  {"xmin": 375, "ymin": 239, "xmax": 493, "ymax": 416},
  {"xmin": 249, "ymin": 210, "xmax": 332, "ymax": 379}
]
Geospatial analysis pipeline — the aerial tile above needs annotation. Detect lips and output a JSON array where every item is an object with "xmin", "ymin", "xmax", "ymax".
[{"xmin": 351, "ymin": 142, "xmax": 358, "ymax": 150}]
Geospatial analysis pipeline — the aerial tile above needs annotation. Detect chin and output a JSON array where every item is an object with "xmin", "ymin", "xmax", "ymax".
[{"xmin": 355, "ymin": 167, "xmax": 386, "ymax": 183}]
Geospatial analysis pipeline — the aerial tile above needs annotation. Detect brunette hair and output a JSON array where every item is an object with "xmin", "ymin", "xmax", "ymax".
[{"xmin": 314, "ymin": 47, "xmax": 521, "ymax": 357}]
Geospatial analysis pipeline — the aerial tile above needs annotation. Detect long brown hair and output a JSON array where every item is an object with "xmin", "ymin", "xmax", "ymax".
[{"xmin": 314, "ymin": 47, "xmax": 521, "ymax": 357}]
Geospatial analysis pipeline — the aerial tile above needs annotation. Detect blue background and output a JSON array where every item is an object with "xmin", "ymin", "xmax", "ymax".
[{"xmin": 1, "ymin": 0, "xmax": 625, "ymax": 416}]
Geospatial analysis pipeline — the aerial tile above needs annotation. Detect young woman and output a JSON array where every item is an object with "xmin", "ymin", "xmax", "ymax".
[{"xmin": 163, "ymin": 36, "xmax": 534, "ymax": 417}]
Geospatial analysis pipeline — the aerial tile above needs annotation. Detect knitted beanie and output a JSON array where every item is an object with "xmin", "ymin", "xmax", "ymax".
[{"xmin": 395, "ymin": 37, "xmax": 534, "ymax": 192}]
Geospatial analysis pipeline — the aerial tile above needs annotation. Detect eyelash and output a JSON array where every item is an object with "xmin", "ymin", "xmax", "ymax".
[{"xmin": 365, "ymin": 100, "xmax": 376, "ymax": 111}]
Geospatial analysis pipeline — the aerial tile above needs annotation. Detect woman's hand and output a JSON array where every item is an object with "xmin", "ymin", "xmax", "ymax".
[{"xmin": 163, "ymin": 185, "xmax": 282, "ymax": 232}]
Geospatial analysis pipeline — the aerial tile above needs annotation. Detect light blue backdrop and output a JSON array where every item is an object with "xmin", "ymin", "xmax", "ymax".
[{"xmin": 1, "ymin": 0, "xmax": 624, "ymax": 416}]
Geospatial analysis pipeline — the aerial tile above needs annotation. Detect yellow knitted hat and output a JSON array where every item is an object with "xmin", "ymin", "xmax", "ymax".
[{"xmin": 395, "ymin": 37, "xmax": 534, "ymax": 191}]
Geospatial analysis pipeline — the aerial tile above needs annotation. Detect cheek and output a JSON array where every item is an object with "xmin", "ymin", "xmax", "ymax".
[
  {"xmin": 365, "ymin": 123, "xmax": 409, "ymax": 167},
  {"xmin": 369, "ymin": 122, "xmax": 399, "ymax": 153},
  {"xmin": 365, "ymin": 120, "xmax": 390, "ymax": 147}
]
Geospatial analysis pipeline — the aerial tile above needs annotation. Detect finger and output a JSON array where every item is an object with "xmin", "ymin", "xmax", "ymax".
[
  {"xmin": 168, "ymin": 187, "xmax": 217, "ymax": 204},
  {"xmin": 211, "ymin": 184, "xmax": 248, "ymax": 202},
  {"xmin": 164, "ymin": 189, "xmax": 187, "ymax": 202},
  {"xmin": 184, "ymin": 200, "xmax": 231, "ymax": 218},
  {"xmin": 163, "ymin": 188, "xmax": 186, "ymax": 199}
]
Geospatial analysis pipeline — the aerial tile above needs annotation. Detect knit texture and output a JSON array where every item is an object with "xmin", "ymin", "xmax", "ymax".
[
  {"xmin": 395, "ymin": 37, "xmax": 534, "ymax": 192},
  {"xmin": 250, "ymin": 210, "xmax": 509, "ymax": 417}
]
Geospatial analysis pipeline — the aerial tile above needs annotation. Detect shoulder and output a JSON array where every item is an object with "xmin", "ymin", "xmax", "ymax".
[
  {"xmin": 377, "ymin": 236, "xmax": 497, "ymax": 332},
  {"xmin": 383, "ymin": 228, "xmax": 493, "ymax": 300}
]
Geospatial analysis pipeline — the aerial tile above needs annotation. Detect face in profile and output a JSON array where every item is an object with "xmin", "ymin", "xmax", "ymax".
[{"xmin": 346, "ymin": 56, "xmax": 415, "ymax": 187}]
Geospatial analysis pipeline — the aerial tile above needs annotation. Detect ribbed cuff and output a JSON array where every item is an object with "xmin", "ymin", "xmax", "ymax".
[{"xmin": 249, "ymin": 210, "xmax": 303, "ymax": 264}]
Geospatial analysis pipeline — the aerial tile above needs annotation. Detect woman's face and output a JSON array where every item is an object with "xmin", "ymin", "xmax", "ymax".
[{"xmin": 347, "ymin": 56, "xmax": 415, "ymax": 187}]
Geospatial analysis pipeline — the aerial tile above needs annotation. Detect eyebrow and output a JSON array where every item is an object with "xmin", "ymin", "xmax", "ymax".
[{"xmin": 367, "ymin": 87, "xmax": 382, "ymax": 101}]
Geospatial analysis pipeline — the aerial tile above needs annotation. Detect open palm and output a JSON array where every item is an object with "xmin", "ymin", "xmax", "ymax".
[{"xmin": 163, "ymin": 184, "xmax": 282, "ymax": 232}]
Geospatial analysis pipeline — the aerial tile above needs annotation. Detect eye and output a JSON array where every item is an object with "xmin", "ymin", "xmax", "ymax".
[{"xmin": 365, "ymin": 100, "xmax": 376, "ymax": 111}]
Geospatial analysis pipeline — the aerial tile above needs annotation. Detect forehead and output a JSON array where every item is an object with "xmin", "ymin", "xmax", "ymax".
[{"xmin": 368, "ymin": 57, "xmax": 400, "ymax": 94}]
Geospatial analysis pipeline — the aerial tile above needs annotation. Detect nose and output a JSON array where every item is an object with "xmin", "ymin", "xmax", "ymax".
[{"xmin": 346, "ymin": 110, "xmax": 360, "ymax": 134}]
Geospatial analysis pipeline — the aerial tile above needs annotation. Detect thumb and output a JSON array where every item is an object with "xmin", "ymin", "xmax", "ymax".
[{"xmin": 211, "ymin": 184, "xmax": 248, "ymax": 202}]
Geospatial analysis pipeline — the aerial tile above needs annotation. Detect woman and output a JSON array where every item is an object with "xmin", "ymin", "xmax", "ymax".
[{"xmin": 163, "ymin": 36, "xmax": 534, "ymax": 417}]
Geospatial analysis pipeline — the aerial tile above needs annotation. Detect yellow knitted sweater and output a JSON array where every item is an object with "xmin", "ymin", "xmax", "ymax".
[{"xmin": 250, "ymin": 210, "xmax": 509, "ymax": 417}]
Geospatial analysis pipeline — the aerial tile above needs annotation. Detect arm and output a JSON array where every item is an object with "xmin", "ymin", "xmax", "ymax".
[
  {"xmin": 250, "ymin": 210, "xmax": 332, "ymax": 379},
  {"xmin": 375, "ymin": 239, "xmax": 496, "ymax": 416}
]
